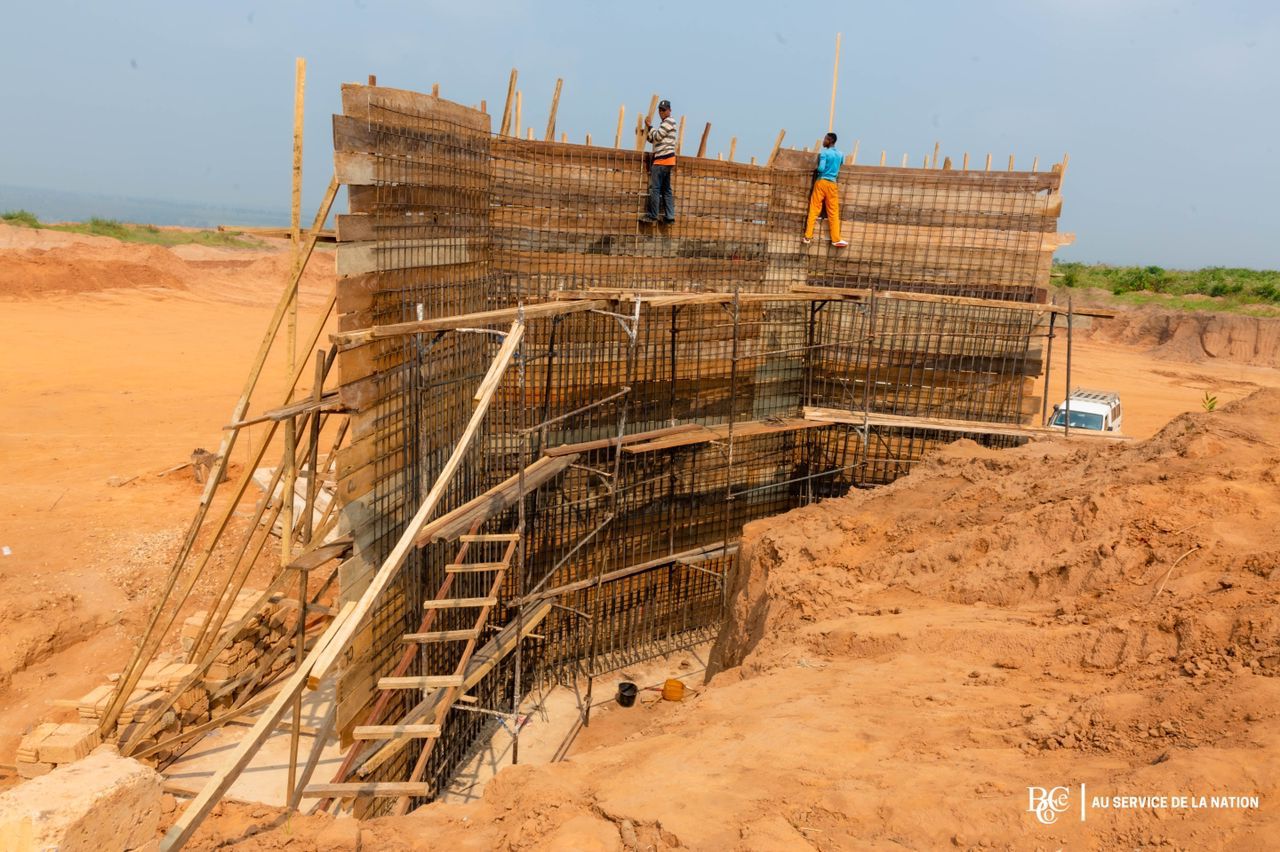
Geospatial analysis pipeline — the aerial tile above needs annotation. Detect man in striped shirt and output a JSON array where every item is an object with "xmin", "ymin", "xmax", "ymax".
[{"xmin": 640, "ymin": 99, "xmax": 677, "ymax": 224}]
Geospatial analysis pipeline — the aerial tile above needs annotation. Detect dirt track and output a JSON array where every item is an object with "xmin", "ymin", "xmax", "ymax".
[{"xmin": 2, "ymin": 222, "xmax": 1278, "ymax": 848}]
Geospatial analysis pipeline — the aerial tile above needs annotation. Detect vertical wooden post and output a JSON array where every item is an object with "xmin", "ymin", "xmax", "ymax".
[
  {"xmin": 636, "ymin": 94, "xmax": 658, "ymax": 151},
  {"xmin": 585, "ymin": 132, "xmax": 592, "ymax": 146},
  {"xmin": 767, "ymin": 129, "xmax": 786, "ymax": 166},
  {"xmin": 615, "ymin": 105, "xmax": 625, "ymax": 148},
  {"xmin": 828, "ymin": 32, "xmax": 842, "ymax": 133},
  {"xmin": 480, "ymin": 99, "xmax": 486, "ymax": 113},
  {"xmin": 850, "ymin": 139, "xmax": 860, "ymax": 165},
  {"xmin": 282, "ymin": 57, "xmax": 305, "ymax": 800},
  {"xmin": 985, "ymin": 153, "xmax": 992, "ymax": 171},
  {"xmin": 962, "ymin": 152, "xmax": 969, "ymax": 170},
  {"xmin": 500, "ymin": 68, "xmax": 517, "ymax": 136},
  {"xmin": 1031, "ymin": 155, "xmax": 1039, "ymax": 172},
  {"xmin": 1008, "ymin": 154, "xmax": 1015, "ymax": 170},
  {"xmin": 750, "ymin": 156, "xmax": 756, "ymax": 165},
  {"xmin": 696, "ymin": 122, "xmax": 711, "ymax": 158},
  {"xmin": 728, "ymin": 137, "xmax": 737, "ymax": 161},
  {"xmin": 527, "ymin": 128, "xmax": 535, "ymax": 140},
  {"xmin": 676, "ymin": 115, "xmax": 686, "ymax": 155},
  {"xmin": 942, "ymin": 156, "xmax": 952, "ymax": 170},
  {"xmin": 932, "ymin": 141, "xmax": 940, "ymax": 169},
  {"xmin": 515, "ymin": 91, "xmax": 522, "ymax": 140},
  {"xmin": 560, "ymin": 131, "xmax": 567, "ymax": 143},
  {"xmin": 879, "ymin": 150, "xmax": 886, "ymax": 166},
  {"xmin": 544, "ymin": 77, "xmax": 563, "ymax": 141},
  {"xmin": 901, "ymin": 153, "xmax": 908, "ymax": 167},
  {"xmin": 432, "ymin": 82, "xmax": 440, "ymax": 97},
  {"xmin": 367, "ymin": 74, "xmax": 376, "ymax": 86}
]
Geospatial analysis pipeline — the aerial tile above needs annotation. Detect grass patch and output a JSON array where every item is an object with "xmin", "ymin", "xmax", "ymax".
[
  {"xmin": 2, "ymin": 209, "xmax": 41, "ymax": 227},
  {"xmin": 2, "ymin": 210, "xmax": 261, "ymax": 249},
  {"xmin": 1055, "ymin": 261, "xmax": 1280, "ymax": 315}
]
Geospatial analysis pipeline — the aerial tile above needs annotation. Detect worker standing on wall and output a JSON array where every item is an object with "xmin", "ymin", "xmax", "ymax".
[
  {"xmin": 803, "ymin": 132, "xmax": 849, "ymax": 247},
  {"xmin": 640, "ymin": 99, "xmax": 677, "ymax": 224}
]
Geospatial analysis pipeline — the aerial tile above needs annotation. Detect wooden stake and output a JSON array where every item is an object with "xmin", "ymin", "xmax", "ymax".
[
  {"xmin": 1032, "ymin": 155, "xmax": 1039, "ymax": 172},
  {"xmin": 728, "ymin": 137, "xmax": 737, "ymax": 161},
  {"xmin": 500, "ymin": 68, "xmax": 517, "ymax": 136},
  {"xmin": 585, "ymin": 132, "xmax": 592, "ymax": 146},
  {"xmin": 636, "ymin": 94, "xmax": 658, "ymax": 151},
  {"xmin": 750, "ymin": 156, "xmax": 756, "ymax": 165},
  {"xmin": 367, "ymin": 74, "xmax": 376, "ymax": 86},
  {"xmin": 614, "ymin": 105, "xmax": 625, "ymax": 148},
  {"xmin": 879, "ymin": 150, "xmax": 886, "ymax": 166},
  {"xmin": 962, "ymin": 152, "xmax": 969, "ymax": 170},
  {"xmin": 767, "ymin": 129, "xmax": 786, "ymax": 166},
  {"xmin": 560, "ymin": 132, "xmax": 567, "ymax": 143},
  {"xmin": 676, "ymin": 115, "xmax": 686, "ymax": 155},
  {"xmin": 985, "ymin": 153, "xmax": 992, "ymax": 172},
  {"xmin": 544, "ymin": 77, "xmax": 562, "ymax": 141},
  {"xmin": 1008, "ymin": 154, "xmax": 1015, "ymax": 171},
  {"xmin": 932, "ymin": 140, "xmax": 940, "ymax": 169},
  {"xmin": 942, "ymin": 156, "xmax": 952, "ymax": 170},
  {"xmin": 828, "ymin": 32, "xmax": 842, "ymax": 133},
  {"xmin": 850, "ymin": 139, "xmax": 860, "ymax": 165},
  {"xmin": 432, "ymin": 82, "xmax": 440, "ymax": 97},
  {"xmin": 901, "ymin": 153, "xmax": 908, "ymax": 167},
  {"xmin": 515, "ymin": 91, "xmax": 522, "ymax": 140},
  {"xmin": 527, "ymin": 128, "xmax": 534, "ymax": 141},
  {"xmin": 696, "ymin": 122, "xmax": 711, "ymax": 158},
  {"xmin": 480, "ymin": 99, "xmax": 486, "ymax": 113}
]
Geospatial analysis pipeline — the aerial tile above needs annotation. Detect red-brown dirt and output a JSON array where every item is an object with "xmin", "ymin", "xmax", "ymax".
[{"xmin": 3, "ymin": 223, "xmax": 1278, "ymax": 848}]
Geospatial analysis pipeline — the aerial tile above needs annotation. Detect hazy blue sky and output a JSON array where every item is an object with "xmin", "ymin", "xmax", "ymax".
[{"xmin": 1, "ymin": 1, "xmax": 1276, "ymax": 267}]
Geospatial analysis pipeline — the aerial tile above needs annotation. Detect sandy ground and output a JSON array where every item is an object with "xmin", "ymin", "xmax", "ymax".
[
  {"xmin": 2, "ymin": 222, "xmax": 1278, "ymax": 848},
  {"xmin": 0, "ymin": 223, "xmax": 334, "ymax": 769}
]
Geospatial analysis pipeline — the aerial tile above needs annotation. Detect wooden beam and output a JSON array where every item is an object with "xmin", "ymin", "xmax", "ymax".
[
  {"xmin": 352, "ymin": 724, "xmax": 441, "ymax": 739},
  {"xmin": 413, "ymin": 454, "xmax": 578, "ymax": 546},
  {"xmin": 788, "ymin": 284, "xmax": 1114, "ymax": 318},
  {"xmin": 621, "ymin": 417, "xmax": 828, "ymax": 453},
  {"xmin": 802, "ymin": 407, "xmax": 1133, "ymax": 441},
  {"xmin": 676, "ymin": 115, "xmax": 686, "ymax": 154},
  {"xmin": 306, "ymin": 321, "xmax": 526, "ymax": 689},
  {"xmin": 614, "ymin": 104, "xmax": 625, "ymax": 148},
  {"xmin": 543, "ymin": 423, "xmax": 702, "ymax": 457},
  {"xmin": 767, "ymin": 129, "xmax": 786, "ymax": 166},
  {"xmin": 696, "ymin": 122, "xmax": 711, "ymax": 158},
  {"xmin": 333, "ymin": 300, "xmax": 604, "ymax": 346},
  {"xmin": 300, "ymin": 782, "xmax": 431, "ymax": 798},
  {"xmin": 510, "ymin": 543, "xmax": 736, "ymax": 607},
  {"xmin": 728, "ymin": 137, "xmax": 737, "ymax": 161},
  {"xmin": 499, "ymin": 68, "xmax": 517, "ymax": 136},
  {"xmin": 544, "ymin": 77, "xmax": 562, "ymax": 141},
  {"xmin": 515, "ymin": 90, "xmax": 522, "ymax": 139}
]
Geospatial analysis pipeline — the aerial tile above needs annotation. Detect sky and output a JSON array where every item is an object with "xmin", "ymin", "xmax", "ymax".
[{"xmin": 0, "ymin": 0, "xmax": 1276, "ymax": 268}]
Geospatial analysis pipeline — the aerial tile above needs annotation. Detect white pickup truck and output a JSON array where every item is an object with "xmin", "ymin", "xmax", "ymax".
[{"xmin": 1048, "ymin": 389, "xmax": 1123, "ymax": 433}]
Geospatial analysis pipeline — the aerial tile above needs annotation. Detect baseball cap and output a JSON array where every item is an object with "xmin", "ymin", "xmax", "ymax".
[{"xmin": 658, "ymin": 99, "xmax": 671, "ymax": 110}]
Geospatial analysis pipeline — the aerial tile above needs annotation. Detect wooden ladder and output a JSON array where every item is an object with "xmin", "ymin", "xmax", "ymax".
[{"xmin": 300, "ymin": 528, "xmax": 517, "ymax": 802}]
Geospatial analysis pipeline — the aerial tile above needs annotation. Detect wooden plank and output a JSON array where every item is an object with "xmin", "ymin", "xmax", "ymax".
[
  {"xmin": 335, "ymin": 238, "xmax": 480, "ymax": 276},
  {"xmin": 402, "ymin": 629, "xmax": 480, "ymax": 643},
  {"xmin": 543, "ymin": 423, "xmax": 702, "ymax": 457},
  {"xmin": 790, "ymin": 285, "xmax": 1115, "ymax": 318},
  {"xmin": 445, "ymin": 562, "xmax": 507, "ymax": 573},
  {"xmin": 299, "ymin": 782, "xmax": 432, "ymax": 798},
  {"xmin": 422, "ymin": 597, "xmax": 498, "ymax": 609},
  {"xmin": 802, "ymin": 407, "xmax": 1133, "ymax": 441},
  {"xmin": 286, "ymin": 537, "xmax": 353, "ymax": 572},
  {"xmin": 352, "ymin": 724, "xmax": 441, "ymax": 739},
  {"xmin": 458, "ymin": 533, "xmax": 520, "ymax": 542},
  {"xmin": 306, "ymin": 321, "xmax": 526, "ymax": 690},
  {"xmin": 340, "ymin": 83, "xmax": 489, "ymax": 133},
  {"xmin": 377, "ymin": 675, "xmax": 465, "ymax": 689},
  {"xmin": 510, "ymin": 543, "xmax": 736, "ymax": 607},
  {"xmin": 333, "ymin": 301, "xmax": 605, "ymax": 347},
  {"xmin": 414, "ymin": 454, "xmax": 578, "ymax": 545},
  {"xmin": 622, "ymin": 417, "xmax": 829, "ymax": 453}
]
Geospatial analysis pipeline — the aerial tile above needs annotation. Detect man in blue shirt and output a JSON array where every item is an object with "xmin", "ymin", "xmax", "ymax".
[{"xmin": 803, "ymin": 132, "xmax": 849, "ymax": 247}]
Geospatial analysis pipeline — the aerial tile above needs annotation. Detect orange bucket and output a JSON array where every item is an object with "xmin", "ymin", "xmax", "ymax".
[{"xmin": 661, "ymin": 678, "xmax": 685, "ymax": 701}]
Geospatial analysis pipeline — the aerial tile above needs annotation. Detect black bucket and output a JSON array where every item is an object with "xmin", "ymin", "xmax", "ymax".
[{"xmin": 617, "ymin": 681, "xmax": 638, "ymax": 708}]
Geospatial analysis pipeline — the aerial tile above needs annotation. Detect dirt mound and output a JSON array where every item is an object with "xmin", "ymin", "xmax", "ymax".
[
  {"xmin": 1066, "ymin": 291, "xmax": 1280, "ymax": 368},
  {"xmin": 179, "ymin": 391, "xmax": 1280, "ymax": 850},
  {"xmin": 0, "ymin": 240, "xmax": 191, "ymax": 296}
]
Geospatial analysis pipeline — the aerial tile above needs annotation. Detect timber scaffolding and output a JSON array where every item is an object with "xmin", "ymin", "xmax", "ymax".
[{"xmin": 93, "ymin": 79, "xmax": 1104, "ymax": 849}]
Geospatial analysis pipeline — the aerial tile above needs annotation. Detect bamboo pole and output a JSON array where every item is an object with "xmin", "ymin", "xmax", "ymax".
[
  {"xmin": 828, "ymin": 32, "xmax": 841, "ymax": 133},
  {"xmin": 99, "ymin": 177, "xmax": 339, "ymax": 736}
]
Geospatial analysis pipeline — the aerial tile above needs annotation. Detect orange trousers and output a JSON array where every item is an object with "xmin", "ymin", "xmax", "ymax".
[{"xmin": 804, "ymin": 179, "xmax": 842, "ymax": 241}]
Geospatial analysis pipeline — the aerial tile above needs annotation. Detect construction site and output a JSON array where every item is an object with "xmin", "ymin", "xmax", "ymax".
[{"xmin": 2, "ymin": 69, "xmax": 1278, "ymax": 852}]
